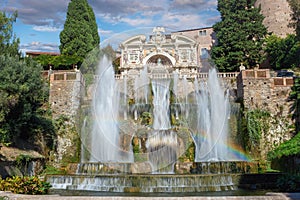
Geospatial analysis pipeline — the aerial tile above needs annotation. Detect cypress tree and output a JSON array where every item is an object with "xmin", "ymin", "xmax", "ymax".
[
  {"xmin": 59, "ymin": 0, "xmax": 100, "ymax": 59},
  {"xmin": 211, "ymin": 0, "xmax": 267, "ymax": 71}
]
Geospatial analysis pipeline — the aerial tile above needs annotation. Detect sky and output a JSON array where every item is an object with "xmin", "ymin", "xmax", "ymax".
[{"xmin": 0, "ymin": 0, "xmax": 221, "ymax": 54}]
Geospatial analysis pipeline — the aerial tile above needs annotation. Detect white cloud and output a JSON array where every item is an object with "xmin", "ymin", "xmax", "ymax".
[
  {"xmin": 158, "ymin": 13, "xmax": 207, "ymax": 30},
  {"xmin": 20, "ymin": 41, "xmax": 59, "ymax": 53},
  {"xmin": 170, "ymin": 0, "xmax": 217, "ymax": 11},
  {"xmin": 33, "ymin": 26, "xmax": 62, "ymax": 32},
  {"xmin": 98, "ymin": 28, "xmax": 114, "ymax": 36},
  {"xmin": 120, "ymin": 17, "xmax": 153, "ymax": 26}
]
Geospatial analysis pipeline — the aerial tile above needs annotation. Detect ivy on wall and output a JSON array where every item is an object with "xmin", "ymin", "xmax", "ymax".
[{"xmin": 242, "ymin": 109, "xmax": 271, "ymax": 154}]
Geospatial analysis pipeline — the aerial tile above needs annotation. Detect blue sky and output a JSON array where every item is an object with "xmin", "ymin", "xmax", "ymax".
[{"xmin": 1, "ymin": 0, "xmax": 220, "ymax": 54}]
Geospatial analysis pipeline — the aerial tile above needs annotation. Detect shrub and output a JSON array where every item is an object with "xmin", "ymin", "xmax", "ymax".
[
  {"xmin": 0, "ymin": 176, "xmax": 51, "ymax": 195},
  {"xmin": 276, "ymin": 174, "xmax": 300, "ymax": 192}
]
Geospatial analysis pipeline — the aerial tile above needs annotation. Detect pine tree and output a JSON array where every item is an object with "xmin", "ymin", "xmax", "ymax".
[
  {"xmin": 211, "ymin": 0, "xmax": 267, "ymax": 71},
  {"xmin": 59, "ymin": 0, "xmax": 100, "ymax": 59}
]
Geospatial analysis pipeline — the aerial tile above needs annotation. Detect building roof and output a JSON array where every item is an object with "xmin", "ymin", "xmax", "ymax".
[
  {"xmin": 173, "ymin": 27, "xmax": 213, "ymax": 33},
  {"xmin": 26, "ymin": 51, "xmax": 60, "ymax": 56}
]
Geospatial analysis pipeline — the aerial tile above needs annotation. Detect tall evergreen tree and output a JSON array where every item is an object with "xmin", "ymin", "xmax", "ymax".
[
  {"xmin": 211, "ymin": 0, "xmax": 267, "ymax": 71},
  {"xmin": 59, "ymin": 0, "xmax": 100, "ymax": 59}
]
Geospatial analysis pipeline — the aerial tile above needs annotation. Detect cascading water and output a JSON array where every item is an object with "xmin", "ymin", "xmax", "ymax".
[
  {"xmin": 123, "ymin": 75, "xmax": 128, "ymax": 120},
  {"xmin": 182, "ymin": 75, "xmax": 189, "ymax": 119},
  {"xmin": 192, "ymin": 68, "xmax": 231, "ymax": 162},
  {"xmin": 147, "ymin": 78, "xmax": 177, "ymax": 173},
  {"xmin": 89, "ymin": 56, "xmax": 133, "ymax": 162},
  {"xmin": 134, "ymin": 65, "xmax": 149, "ymax": 120},
  {"xmin": 172, "ymin": 71, "xmax": 179, "ymax": 120},
  {"xmin": 151, "ymin": 79, "xmax": 171, "ymax": 130}
]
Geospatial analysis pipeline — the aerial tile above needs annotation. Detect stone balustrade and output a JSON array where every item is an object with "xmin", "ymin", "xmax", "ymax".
[{"xmin": 114, "ymin": 72, "xmax": 239, "ymax": 80}]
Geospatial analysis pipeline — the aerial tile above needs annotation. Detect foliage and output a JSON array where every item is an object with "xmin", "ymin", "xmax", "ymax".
[
  {"xmin": 276, "ymin": 174, "xmax": 300, "ymax": 192},
  {"xmin": 34, "ymin": 54, "xmax": 83, "ymax": 70},
  {"xmin": 0, "ymin": 11, "xmax": 20, "ymax": 57},
  {"xmin": 141, "ymin": 112, "xmax": 152, "ymax": 126},
  {"xmin": 268, "ymin": 132, "xmax": 300, "ymax": 160},
  {"xmin": 42, "ymin": 165, "xmax": 66, "ymax": 175},
  {"xmin": 290, "ymin": 77, "xmax": 300, "ymax": 132},
  {"xmin": 265, "ymin": 34, "xmax": 300, "ymax": 70},
  {"xmin": 287, "ymin": 0, "xmax": 300, "ymax": 40},
  {"xmin": 179, "ymin": 143, "xmax": 195, "ymax": 162},
  {"xmin": 59, "ymin": 0, "xmax": 100, "ymax": 58},
  {"xmin": 0, "ymin": 56, "xmax": 52, "ymax": 144},
  {"xmin": 131, "ymin": 137, "xmax": 146, "ymax": 162},
  {"xmin": 80, "ymin": 47, "xmax": 101, "ymax": 75},
  {"xmin": 244, "ymin": 109, "xmax": 270, "ymax": 152},
  {"xmin": 211, "ymin": 0, "xmax": 267, "ymax": 71},
  {"xmin": 53, "ymin": 115, "xmax": 80, "ymax": 165},
  {"xmin": 113, "ymin": 56, "xmax": 121, "ymax": 74},
  {"xmin": 0, "ymin": 176, "xmax": 51, "ymax": 195}
]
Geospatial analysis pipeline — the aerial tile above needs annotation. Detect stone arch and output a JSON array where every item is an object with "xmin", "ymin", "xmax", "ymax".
[{"xmin": 142, "ymin": 52, "xmax": 176, "ymax": 66}]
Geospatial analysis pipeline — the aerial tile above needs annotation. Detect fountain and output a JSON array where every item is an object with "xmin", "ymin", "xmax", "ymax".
[
  {"xmin": 47, "ymin": 54, "xmax": 251, "ymax": 192},
  {"xmin": 46, "ymin": 53, "xmax": 252, "ymax": 193}
]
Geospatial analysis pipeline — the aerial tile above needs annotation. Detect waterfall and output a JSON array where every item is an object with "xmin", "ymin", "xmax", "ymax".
[
  {"xmin": 182, "ymin": 75, "xmax": 189, "ymax": 119},
  {"xmin": 123, "ymin": 75, "xmax": 128, "ymax": 120},
  {"xmin": 147, "ymin": 77, "xmax": 177, "ymax": 173},
  {"xmin": 173, "ymin": 71, "xmax": 179, "ymax": 119},
  {"xmin": 151, "ymin": 79, "xmax": 171, "ymax": 130}
]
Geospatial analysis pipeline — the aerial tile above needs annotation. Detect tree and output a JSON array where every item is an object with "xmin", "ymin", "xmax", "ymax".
[
  {"xmin": 211, "ymin": 0, "xmax": 267, "ymax": 71},
  {"xmin": 265, "ymin": 34, "xmax": 300, "ymax": 70},
  {"xmin": 34, "ymin": 54, "xmax": 83, "ymax": 70},
  {"xmin": 59, "ymin": 0, "xmax": 100, "ymax": 59},
  {"xmin": 0, "ymin": 56, "xmax": 49, "ymax": 144},
  {"xmin": 0, "ymin": 11, "xmax": 54, "ymax": 148},
  {"xmin": 288, "ymin": 0, "xmax": 300, "ymax": 40},
  {"xmin": 291, "ymin": 77, "xmax": 300, "ymax": 132},
  {"xmin": 0, "ymin": 11, "xmax": 19, "ymax": 56}
]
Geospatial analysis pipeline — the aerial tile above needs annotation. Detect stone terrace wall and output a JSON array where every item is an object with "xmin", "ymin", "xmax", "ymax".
[
  {"xmin": 237, "ymin": 69, "xmax": 294, "ymax": 159},
  {"xmin": 49, "ymin": 70, "xmax": 85, "ymax": 164},
  {"xmin": 49, "ymin": 70, "xmax": 85, "ymax": 121}
]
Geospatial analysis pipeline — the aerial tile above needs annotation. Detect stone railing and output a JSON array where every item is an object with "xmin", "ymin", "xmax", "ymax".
[
  {"xmin": 240, "ymin": 69, "xmax": 271, "ymax": 79},
  {"xmin": 115, "ymin": 72, "xmax": 239, "ymax": 80},
  {"xmin": 273, "ymin": 77, "xmax": 294, "ymax": 87},
  {"xmin": 49, "ymin": 70, "xmax": 84, "ymax": 84}
]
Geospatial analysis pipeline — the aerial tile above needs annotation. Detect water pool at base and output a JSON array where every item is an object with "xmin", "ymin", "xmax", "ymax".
[{"xmin": 50, "ymin": 189, "xmax": 275, "ymax": 197}]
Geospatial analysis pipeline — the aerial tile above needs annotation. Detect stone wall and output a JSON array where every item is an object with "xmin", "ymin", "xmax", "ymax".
[
  {"xmin": 237, "ymin": 69, "xmax": 294, "ymax": 159},
  {"xmin": 49, "ymin": 70, "xmax": 85, "ymax": 165},
  {"xmin": 49, "ymin": 70, "xmax": 85, "ymax": 121},
  {"xmin": 255, "ymin": 0, "xmax": 295, "ymax": 37}
]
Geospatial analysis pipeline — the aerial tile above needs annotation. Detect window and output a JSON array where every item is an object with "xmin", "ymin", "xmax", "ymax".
[
  {"xmin": 200, "ymin": 48, "xmax": 208, "ymax": 59},
  {"xmin": 199, "ymin": 30, "xmax": 207, "ymax": 36}
]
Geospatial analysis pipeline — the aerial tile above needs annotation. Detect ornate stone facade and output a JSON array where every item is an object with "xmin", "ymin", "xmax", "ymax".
[{"xmin": 119, "ymin": 27, "xmax": 215, "ymax": 77}]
